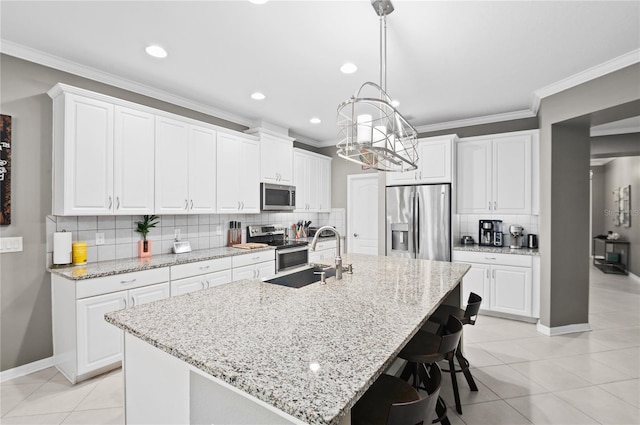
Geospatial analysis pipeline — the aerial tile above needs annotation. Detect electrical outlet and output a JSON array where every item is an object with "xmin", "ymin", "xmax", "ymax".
[
  {"xmin": 95, "ymin": 233, "xmax": 105, "ymax": 245},
  {"xmin": 174, "ymin": 229, "xmax": 181, "ymax": 241}
]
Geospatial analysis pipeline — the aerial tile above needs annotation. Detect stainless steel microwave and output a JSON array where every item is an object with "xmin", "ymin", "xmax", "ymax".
[{"xmin": 261, "ymin": 183, "xmax": 296, "ymax": 211}]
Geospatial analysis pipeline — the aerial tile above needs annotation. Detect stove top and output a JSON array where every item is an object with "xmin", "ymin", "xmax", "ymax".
[{"xmin": 246, "ymin": 224, "xmax": 308, "ymax": 249}]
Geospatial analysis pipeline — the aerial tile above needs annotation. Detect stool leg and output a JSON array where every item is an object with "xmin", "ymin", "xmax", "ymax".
[
  {"xmin": 455, "ymin": 346, "xmax": 478, "ymax": 391},
  {"xmin": 400, "ymin": 361, "xmax": 413, "ymax": 382},
  {"xmin": 433, "ymin": 396, "xmax": 451, "ymax": 425},
  {"xmin": 448, "ymin": 353, "xmax": 462, "ymax": 415}
]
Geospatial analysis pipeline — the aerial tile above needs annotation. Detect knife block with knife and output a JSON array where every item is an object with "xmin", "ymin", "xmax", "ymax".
[{"xmin": 227, "ymin": 221, "xmax": 242, "ymax": 246}]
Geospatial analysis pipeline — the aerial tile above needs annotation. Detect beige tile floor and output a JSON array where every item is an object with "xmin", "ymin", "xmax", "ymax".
[{"xmin": 2, "ymin": 264, "xmax": 638, "ymax": 424}]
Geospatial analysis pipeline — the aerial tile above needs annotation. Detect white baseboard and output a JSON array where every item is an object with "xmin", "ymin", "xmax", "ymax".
[
  {"xmin": 0, "ymin": 356, "xmax": 55, "ymax": 383},
  {"xmin": 536, "ymin": 322, "xmax": 591, "ymax": 336}
]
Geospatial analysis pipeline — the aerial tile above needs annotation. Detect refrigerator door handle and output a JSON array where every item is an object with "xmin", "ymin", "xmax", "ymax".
[
  {"xmin": 415, "ymin": 191, "xmax": 420, "ymax": 255},
  {"xmin": 411, "ymin": 191, "xmax": 417, "ymax": 259}
]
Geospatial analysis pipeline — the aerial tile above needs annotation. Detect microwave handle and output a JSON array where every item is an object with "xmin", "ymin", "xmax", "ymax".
[{"xmin": 290, "ymin": 190, "xmax": 295, "ymax": 207}]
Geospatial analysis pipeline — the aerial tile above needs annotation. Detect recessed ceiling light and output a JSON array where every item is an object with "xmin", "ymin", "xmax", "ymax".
[
  {"xmin": 340, "ymin": 62, "xmax": 358, "ymax": 74},
  {"xmin": 249, "ymin": 0, "xmax": 268, "ymax": 4},
  {"xmin": 310, "ymin": 117, "xmax": 321, "ymax": 124},
  {"xmin": 145, "ymin": 45, "xmax": 167, "ymax": 58},
  {"xmin": 391, "ymin": 100, "xmax": 400, "ymax": 107},
  {"xmin": 251, "ymin": 92, "xmax": 266, "ymax": 100}
]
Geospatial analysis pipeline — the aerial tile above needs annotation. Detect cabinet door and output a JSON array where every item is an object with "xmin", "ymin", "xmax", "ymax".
[
  {"xmin": 260, "ymin": 134, "xmax": 293, "ymax": 184},
  {"xmin": 239, "ymin": 138, "xmax": 260, "ymax": 213},
  {"xmin": 216, "ymin": 133, "xmax": 242, "ymax": 213},
  {"xmin": 492, "ymin": 135, "xmax": 531, "ymax": 214},
  {"xmin": 307, "ymin": 156, "xmax": 321, "ymax": 211},
  {"xmin": 418, "ymin": 138, "xmax": 452, "ymax": 183},
  {"xmin": 293, "ymin": 151, "xmax": 310, "ymax": 211},
  {"xmin": 205, "ymin": 269, "xmax": 233, "ymax": 288},
  {"xmin": 129, "ymin": 282, "xmax": 170, "ymax": 307},
  {"xmin": 232, "ymin": 264, "xmax": 258, "ymax": 282},
  {"xmin": 113, "ymin": 106, "xmax": 155, "ymax": 215},
  {"xmin": 171, "ymin": 276, "xmax": 207, "ymax": 297},
  {"xmin": 490, "ymin": 265, "xmax": 532, "ymax": 316},
  {"xmin": 188, "ymin": 125, "xmax": 217, "ymax": 213},
  {"xmin": 386, "ymin": 168, "xmax": 419, "ymax": 186},
  {"xmin": 155, "ymin": 116, "xmax": 190, "ymax": 214},
  {"xmin": 456, "ymin": 140, "xmax": 492, "ymax": 214},
  {"xmin": 459, "ymin": 262, "xmax": 490, "ymax": 308},
  {"xmin": 77, "ymin": 291, "xmax": 126, "ymax": 375},
  {"xmin": 64, "ymin": 94, "xmax": 114, "ymax": 215},
  {"xmin": 255, "ymin": 261, "xmax": 275, "ymax": 280},
  {"xmin": 318, "ymin": 157, "xmax": 332, "ymax": 212}
]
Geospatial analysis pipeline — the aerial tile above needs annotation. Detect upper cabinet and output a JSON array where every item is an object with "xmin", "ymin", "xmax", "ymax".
[
  {"xmin": 49, "ymin": 85, "xmax": 154, "ymax": 215},
  {"xmin": 155, "ymin": 116, "xmax": 217, "ymax": 214},
  {"xmin": 249, "ymin": 130, "xmax": 294, "ymax": 184},
  {"xmin": 456, "ymin": 130, "xmax": 537, "ymax": 215},
  {"xmin": 293, "ymin": 148, "xmax": 331, "ymax": 212},
  {"xmin": 386, "ymin": 135, "xmax": 456, "ymax": 186},
  {"xmin": 216, "ymin": 133, "xmax": 260, "ymax": 213}
]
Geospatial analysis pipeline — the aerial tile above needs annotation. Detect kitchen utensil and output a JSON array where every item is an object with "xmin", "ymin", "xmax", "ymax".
[{"xmin": 527, "ymin": 234, "xmax": 538, "ymax": 249}]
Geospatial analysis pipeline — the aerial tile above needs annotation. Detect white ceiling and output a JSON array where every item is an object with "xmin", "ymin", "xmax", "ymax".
[{"xmin": 1, "ymin": 1, "xmax": 639, "ymax": 145}]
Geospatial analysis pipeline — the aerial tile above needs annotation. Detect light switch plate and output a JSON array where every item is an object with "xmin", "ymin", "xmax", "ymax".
[
  {"xmin": 0, "ymin": 237, "xmax": 23, "ymax": 253},
  {"xmin": 95, "ymin": 233, "xmax": 105, "ymax": 245}
]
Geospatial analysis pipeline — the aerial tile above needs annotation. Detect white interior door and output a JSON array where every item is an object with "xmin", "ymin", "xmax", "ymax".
[{"xmin": 348, "ymin": 174, "xmax": 378, "ymax": 255}]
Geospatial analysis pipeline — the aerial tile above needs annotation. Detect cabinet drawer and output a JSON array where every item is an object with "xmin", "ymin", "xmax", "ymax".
[
  {"xmin": 232, "ymin": 261, "xmax": 275, "ymax": 282},
  {"xmin": 76, "ymin": 267, "xmax": 170, "ymax": 299},
  {"xmin": 313, "ymin": 240, "xmax": 336, "ymax": 251},
  {"xmin": 452, "ymin": 251, "xmax": 532, "ymax": 267},
  {"xmin": 170, "ymin": 257, "xmax": 232, "ymax": 280},
  {"xmin": 232, "ymin": 250, "xmax": 275, "ymax": 268}
]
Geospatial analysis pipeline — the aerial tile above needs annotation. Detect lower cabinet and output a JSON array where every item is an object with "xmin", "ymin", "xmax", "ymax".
[
  {"xmin": 52, "ymin": 268, "xmax": 170, "ymax": 383},
  {"xmin": 170, "ymin": 257, "xmax": 233, "ymax": 296},
  {"xmin": 232, "ymin": 250, "xmax": 276, "ymax": 281},
  {"xmin": 308, "ymin": 239, "xmax": 344, "ymax": 263},
  {"xmin": 453, "ymin": 250, "xmax": 537, "ymax": 320}
]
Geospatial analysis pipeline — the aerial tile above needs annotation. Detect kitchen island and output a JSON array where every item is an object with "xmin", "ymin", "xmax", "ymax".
[{"xmin": 105, "ymin": 253, "xmax": 470, "ymax": 425}]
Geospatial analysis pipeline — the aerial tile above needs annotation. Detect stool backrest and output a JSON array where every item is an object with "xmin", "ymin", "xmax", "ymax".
[
  {"xmin": 386, "ymin": 365, "xmax": 442, "ymax": 425},
  {"xmin": 437, "ymin": 315, "xmax": 463, "ymax": 355},
  {"xmin": 463, "ymin": 292, "xmax": 483, "ymax": 325}
]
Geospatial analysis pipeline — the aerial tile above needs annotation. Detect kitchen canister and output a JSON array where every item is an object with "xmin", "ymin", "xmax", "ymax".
[
  {"xmin": 53, "ymin": 231, "xmax": 73, "ymax": 265},
  {"xmin": 72, "ymin": 241, "xmax": 87, "ymax": 265}
]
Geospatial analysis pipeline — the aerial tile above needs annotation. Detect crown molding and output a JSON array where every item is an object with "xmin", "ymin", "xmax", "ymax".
[
  {"xmin": 0, "ymin": 40, "xmax": 254, "ymax": 128},
  {"xmin": 532, "ymin": 48, "xmax": 640, "ymax": 111},
  {"xmin": 289, "ymin": 131, "xmax": 328, "ymax": 148},
  {"xmin": 415, "ymin": 109, "xmax": 536, "ymax": 134}
]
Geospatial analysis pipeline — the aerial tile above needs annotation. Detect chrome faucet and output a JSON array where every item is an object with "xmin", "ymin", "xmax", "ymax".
[{"xmin": 310, "ymin": 226, "xmax": 343, "ymax": 280}]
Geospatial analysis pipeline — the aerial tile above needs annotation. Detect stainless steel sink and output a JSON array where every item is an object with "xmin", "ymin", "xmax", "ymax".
[{"xmin": 265, "ymin": 265, "xmax": 336, "ymax": 288}]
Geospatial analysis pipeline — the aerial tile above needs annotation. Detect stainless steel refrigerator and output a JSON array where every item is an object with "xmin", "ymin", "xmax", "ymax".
[{"xmin": 386, "ymin": 184, "xmax": 451, "ymax": 261}]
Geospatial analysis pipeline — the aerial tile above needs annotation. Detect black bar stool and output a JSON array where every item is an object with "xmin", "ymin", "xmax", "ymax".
[
  {"xmin": 398, "ymin": 315, "xmax": 464, "ymax": 423},
  {"xmin": 424, "ymin": 293, "xmax": 482, "ymax": 393},
  {"xmin": 352, "ymin": 364, "xmax": 442, "ymax": 425}
]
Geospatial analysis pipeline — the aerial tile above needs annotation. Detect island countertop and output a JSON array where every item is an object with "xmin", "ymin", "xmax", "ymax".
[{"xmin": 105, "ymin": 254, "xmax": 470, "ymax": 425}]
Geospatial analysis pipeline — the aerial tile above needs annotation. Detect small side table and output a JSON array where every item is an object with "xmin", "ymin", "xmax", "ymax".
[{"xmin": 592, "ymin": 237, "xmax": 630, "ymax": 275}]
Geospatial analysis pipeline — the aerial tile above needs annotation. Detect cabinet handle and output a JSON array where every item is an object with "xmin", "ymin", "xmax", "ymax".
[
  {"xmin": 185, "ymin": 199, "xmax": 189, "ymax": 210},
  {"xmin": 485, "ymin": 257, "xmax": 496, "ymax": 260},
  {"xmin": 256, "ymin": 269, "xmax": 260, "ymax": 278},
  {"xmin": 252, "ymin": 256, "xmax": 260, "ymax": 260},
  {"xmin": 241, "ymin": 201, "xmax": 245, "ymax": 209},
  {"xmin": 120, "ymin": 279, "xmax": 136, "ymax": 285},
  {"xmin": 190, "ymin": 200, "xmax": 194, "ymax": 210},
  {"xmin": 494, "ymin": 201, "xmax": 497, "ymax": 210},
  {"xmin": 108, "ymin": 196, "xmax": 113, "ymax": 209},
  {"xmin": 130, "ymin": 296, "xmax": 136, "ymax": 307},
  {"xmin": 488, "ymin": 201, "xmax": 491, "ymax": 210},
  {"xmin": 492, "ymin": 269, "xmax": 496, "ymax": 279},
  {"xmin": 238, "ymin": 201, "xmax": 241, "ymax": 210},
  {"xmin": 122, "ymin": 297, "xmax": 128, "ymax": 309},
  {"xmin": 201, "ymin": 281, "xmax": 207, "ymax": 289},
  {"xmin": 486, "ymin": 269, "xmax": 489, "ymax": 279},
  {"xmin": 199, "ymin": 265, "xmax": 210, "ymax": 270},
  {"xmin": 116, "ymin": 197, "xmax": 120, "ymax": 210}
]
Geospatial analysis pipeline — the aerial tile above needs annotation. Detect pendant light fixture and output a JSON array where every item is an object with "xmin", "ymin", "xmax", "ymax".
[{"xmin": 337, "ymin": 0, "xmax": 418, "ymax": 172}]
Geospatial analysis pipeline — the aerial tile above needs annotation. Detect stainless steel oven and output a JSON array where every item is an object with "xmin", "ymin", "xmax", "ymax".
[
  {"xmin": 246, "ymin": 224, "xmax": 309, "ymax": 273},
  {"xmin": 261, "ymin": 183, "xmax": 296, "ymax": 211}
]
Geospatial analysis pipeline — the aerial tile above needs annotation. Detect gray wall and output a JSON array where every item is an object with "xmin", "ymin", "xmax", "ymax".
[
  {"xmin": 602, "ymin": 156, "xmax": 640, "ymax": 276},
  {"xmin": 539, "ymin": 63, "xmax": 640, "ymax": 329},
  {"xmin": 0, "ymin": 54, "xmax": 274, "ymax": 371},
  {"xmin": 591, "ymin": 133, "xmax": 640, "ymax": 158},
  {"xmin": 591, "ymin": 165, "xmax": 606, "ymax": 242}
]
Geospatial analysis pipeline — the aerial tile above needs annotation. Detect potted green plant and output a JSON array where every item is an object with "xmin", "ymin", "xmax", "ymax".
[{"xmin": 135, "ymin": 215, "xmax": 159, "ymax": 258}]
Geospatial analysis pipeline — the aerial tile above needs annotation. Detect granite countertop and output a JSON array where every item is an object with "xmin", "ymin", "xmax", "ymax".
[
  {"xmin": 48, "ymin": 245, "xmax": 276, "ymax": 280},
  {"xmin": 105, "ymin": 253, "xmax": 470, "ymax": 425},
  {"xmin": 453, "ymin": 244, "xmax": 540, "ymax": 256}
]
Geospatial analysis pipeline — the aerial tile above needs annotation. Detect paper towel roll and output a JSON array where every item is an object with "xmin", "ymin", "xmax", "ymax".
[{"xmin": 53, "ymin": 232, "xmax": 72, "ymax": 265}]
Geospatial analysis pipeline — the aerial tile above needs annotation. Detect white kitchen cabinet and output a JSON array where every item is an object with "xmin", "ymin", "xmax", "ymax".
[
  {"xmin": 49, "ymin": 84, "xmax": 157, "ymax": 215},
  {"xmin": 231, "ymin": 250, "xmax": 275, "ymax": 281},
  {"xmin": 386, "ymin": 135, "xmax": 455, "ymax": 186},
  {"xmin": 217, "ymin": 133, "xmax": 260, "ymax": 213},
  {"xmin": 456, "ymin": 130, "xmax": 536, "ymax": 214},
  {"xmin": 308, "ymin": 239, "xmax": 344, "ymax": 263},
  {"xmin": 170, "ymin": 257, "xmax": 233, "ymax": 296},
  {"xmin": 254, "ymin": 131, "xmax": 294, "ymax": 184},
  {"xmin": 52, "ymin": 269, "xmax": 170, "ymax": 383},
  {"xmin": 293, "ymin": 148, "xmax": 332, "ymax": 212},
  {"xmin": 155, "ymin": 116, "xmax": 217, "ymax": 214},
  {"xmin": 113, "ymin": 106, "xmax": 155, "ymax": 214},
  {"xmin": 453, "ymin": 250, "xmax": 536, "ymax": 320}
]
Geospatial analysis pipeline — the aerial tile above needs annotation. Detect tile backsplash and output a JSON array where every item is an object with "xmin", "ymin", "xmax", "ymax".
[
  {"xmin": 47, "ymin": 208, "xmax": 346, "ymax": 265},
  {"xmin": 455, "ymin": 214, "xmax": 539, "ymax": 246}
]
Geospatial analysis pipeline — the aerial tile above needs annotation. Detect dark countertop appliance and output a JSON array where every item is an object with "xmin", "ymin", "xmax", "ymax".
[
  {"xmin": 247, "ymin": 224, "xmax": 308, "ymax": 272},
  {"xmin": 479, "ymin": 219, "xmax": 503, "ymax": 247}
]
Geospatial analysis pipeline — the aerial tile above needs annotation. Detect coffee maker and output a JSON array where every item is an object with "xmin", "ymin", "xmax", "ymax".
[
  {"xmin": 509, "ymin": 225, "xmax": 524, "ymax": 249},
  {"xmin": 479, "ymin": 220, "xmax": 503, "ymax": 246}
]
